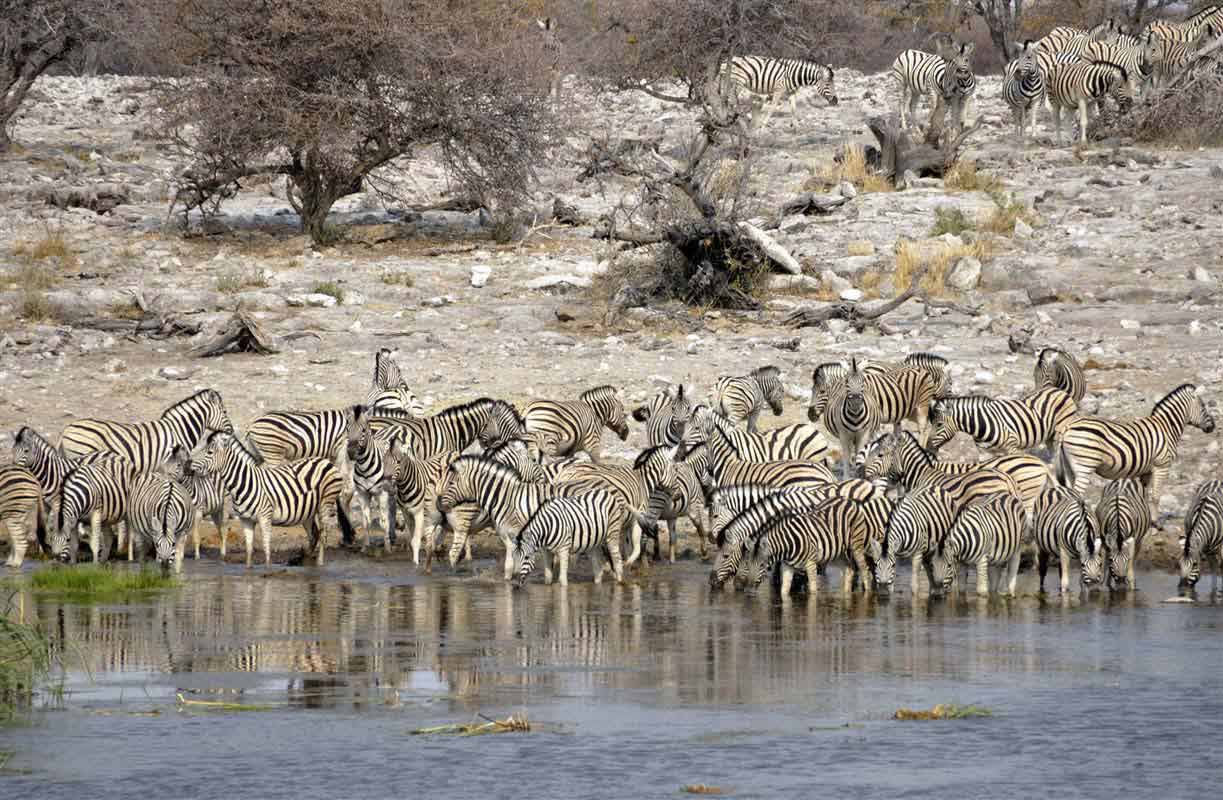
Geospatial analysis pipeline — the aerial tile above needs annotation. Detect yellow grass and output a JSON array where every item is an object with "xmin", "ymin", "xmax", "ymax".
[
  {"xmin": 846, "ymin": 240, "xmax": 875, "ymax": 256},
  {"xmin": 943, "ymin": 160, "xmax": 1004, "ymax": 193},
  {"xmin": 18, "ymin": 291, "xmax": 54, "ymax": 321},
  {"xmin": 894, "ymin": 238, "xmax": 994, "ymax": 296},
  {"xmin": 810, "ymin": 142, "xmax": 892, "ymax": 194}
]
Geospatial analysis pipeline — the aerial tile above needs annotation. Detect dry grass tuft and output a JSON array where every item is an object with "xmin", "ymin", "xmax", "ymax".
[
  {"xmin": 943, "ymin": 160, "xmax": 1004, "ymax": 193},
  {"xmin": 380, "ymin": 269, "xmax": 415, "ymax": 287},
  {"xmin": 930, "ymin": 206, "xmax": 976, "ymax": 237},
  {"xmin": 983, "ymin": 190, "xmax": 1037, "ymax": 236},
  {"xmin": 809, "ymin": 142, "xmax": 892, "ymax": 194},
  {"xmin": 10, "ymin": 262, "xmax": 59, "ymax": 291},
  {"xmin": 894, "ymin": 238, "xmax": 993, "ymax": 296},
  {"xmin": 18, "ymin": 291, "xmax": 54, "ymax": 322},
  {"xmin": 846, "ymin": 240, "xmax": 875, "ymax": 257},
  {"xmin": 216, "ymin": 271, "xmax": 269, "ymax": 294}
]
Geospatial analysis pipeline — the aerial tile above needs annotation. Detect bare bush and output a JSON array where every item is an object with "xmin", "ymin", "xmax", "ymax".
[
  {"xmin": 137, "ymin": 0, "xmax": 553, "ymax": 244},
  {"xmin": 1104, "ymin": 42, "xmax": 1223, "ymax": 146}
]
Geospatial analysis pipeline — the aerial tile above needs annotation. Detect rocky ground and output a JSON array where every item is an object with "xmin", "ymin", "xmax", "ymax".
[{"xmin": 2, "ymin": 71, "xmax": 1222, "ymax": 568}]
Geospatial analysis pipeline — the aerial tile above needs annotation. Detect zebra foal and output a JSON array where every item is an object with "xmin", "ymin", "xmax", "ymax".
[
  {"xmin": 49, "ymin": 453, "xmax": 136, "ymax": 564},
  {"xmin": 869, "ymin": 484, "xmax": 959, "ymax": 596},
  {"xmin": 930, "ymin": 493, "xmax": 1026, "ymax": 596},
  {"xmin": 1096, "ymin": 479, "xmax": 1151, "ymax": 590},
  {"xmin": 712, "ymin": 366, "xmax": 784, "ymax": 433},
  {"xmin": 1, "ymin": 466, "xmax": 43, "ymax": 567},
  {"xmin": 513, "ymin": 492, "xmax": 627, "ymax": 586},
  {"xmin": 124, "ymin": 473, "xmax": 195, "ymax": 574},
  {"xmin": 1179, "ymin": 480, "xmax": 1223, "ymax": 591}
]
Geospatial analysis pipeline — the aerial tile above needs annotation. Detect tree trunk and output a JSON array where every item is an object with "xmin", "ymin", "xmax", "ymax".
[
  {"xmin": 0, "ymin": 124, "xmax": 10, "ymax": 153},
  {"xmin": 1, "ymin": 32, "xmax": 73, "ymax": 153}
]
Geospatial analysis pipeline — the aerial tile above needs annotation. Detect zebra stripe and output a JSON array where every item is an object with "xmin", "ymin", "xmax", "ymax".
[
  {"xmin": 191, "ymin": 432, "xmax": 355, "ymax": 567},
  {"xmin": 748, "ymin": 498, "xmax": 871, "ymax": 595},
  {"xmin": 725, "ymin": 57, "xmax": 837, "ymax": 126},
  {"xmin": 367, "ymin": 348, "xmax": 424, "ymax": 415},
  {"xmin": 924, "ymin": 452, "xmax": 1053, "ymax": 523},
  {"xmin": 1057, "ymin": 383, "xmax": 1214, "ymax": 520},
  {"xmin": 522, "ymin": 386, "xmax": 629, "ymax": 462},
  {"xmin": 709, "ymin": 485, "xmax": 831, "ymax": 588},
  {"xmin": 693, "ymin": 405, "xmax": 830, "ymax": 464},
  {"xmin": 248, "ymin": 404, "xmax": 368, "ymax": 491},
  {"xmin": 478, "ymin": 400, "xmax": 527, "ymax": 450},
  {"xmin": 891, "ymin": 49, "xmax": 945, "ymax": 129},
  {"xmin": 513, "ymin": 490, "xmax": 627, "ymax": 586},
  {"xmin": 1179, "ymin": 480, "xmax": 1223, "ymax": 589},
  {"xmin": 869, "ymin": 484, "xmax": 958, "ymax": 595},
  {"xmin": 1033, "ymin": 347, "xmax": 1086, "ymax": 402},
  {"xmin": 639, "ymin": 445, "xmax": 710, "ymax": 562},
  {"xmin": 58, "ymin": 389, "xmax": 234, "ymax": 474},
  {"xmin": 1096, "ymin": 479, "xmax": 1151, "ymax": 590},
  {"xmin": 1144, "ymin": 6, "xmax": 1223, "ymax": 45},
  {"xmin": 388, "ymin": 447, "xmax": 460, "ymax": 567},
  {"xmin": 51, "ymin": 453, "xmax": 135, "ymax": 564},
  {"xmin": 862, "ymin": 431, "xmax": 1023, "ymax": 510},
  {"xmin": 123, "ymin": 473, "xmax": 194, "ymax": 573},
  {"xmin": 712, "ymin": 366, "xmax": 784, "ymax": 433},
  {"xmin": 0, "ymin": 465, "xmax": 42, "ymax": 567},
  {"xmin": 168, "ymin": 444, "xmax": 228, "ymax": 560},
  {"xmin": 12, "ymin": 426, "xmax": 112, "ymax": 513},
  {"xmin": 931, "ymin": 492, "xmax": 1026, "ymax": 596},
  {"xmin": 1084, "ymin": 37, "xmax": 1159, "ymax": 95},
  {"xmin": 1033, "ymin": 483, "xmax": 1104, "ymax": 592},
  {"xmin": 1003, "ymin": 40, "xmax": 1045, "ymax": 141},
  {"xmin": 927, "ymin": 387, "xmax": 1078, "ymax": 455},
  {"xmin": 1038, "ymin": 20, "xmax": 1116, "ymax": 55},
  {"xmin": 810, "ymin": 360, "xmax": 938, "ymax": 459},
  {"xmin": 1046, "ymin": 59, "xmax": 1133, "ymax": 143},
  {"xmin": 372, "ymin": 398, "xmax": 501, "ymax": 459},
  {"xmin": 344, "ymin": 423, "xmax": 402, "ymax": 552},
  {"xmin": 631, "ymin": 384, "xmax": 693, "ymax": 448}
]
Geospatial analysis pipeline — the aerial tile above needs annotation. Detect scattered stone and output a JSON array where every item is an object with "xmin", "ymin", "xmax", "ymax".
[
  {"xmin": 422, "ymin": 295, "xmax": 454, "ymax": 308},
  {"xmin": 1026, "ymin": 285, "xmax": 1058, "ymax": 306},
  {"xmin": 945, "ymin": 257, "xmax": 982, "ymax": 291},
  {"xmin": 838, "ymin": 181, "xmax": 858, "ymax": 200},
  {"xmin": 768, "ymin": 274, "xmax": 821, "ymax": 292},
  {"xmin": 974, "ymin": 370, "xmax": 995, "ymax": 385},
  {"xmin": 158, "ymin": 366, "xmax": 195, "ymax": 381},
  {"xmin": 1191, "ymin": 267, "xmax": 1212, "ymax": 283},
  {"xmin": 1119, "ymin": 319, "xmax": 1141, "ymax": 330},
  {"xmin": 1210, "ymin": 165, "xmax": 1223, "ymax": 180},
  {"xmin": 820, "ymin": 270, "xmax": 852, "ymax": 295},
  {"xmin": 0, "ymin": 334, "xmax": 15, "ymax": 350},
  {"xmin": 341, "ymin": 291, "xmax": 366, "ymax": 307},
  {"xmin": 303, "ymin": 293, "xmax": 338, "ymax": 308},
  {"xmin": 471, "ymin": 264, "xmax": 492, "ymax": 288},
  {"xmin": 524, "ymin": 274, "xmax": 591, "ymax": 291},
  {"xmin": 1189, "ymin": 320, "xmax": 1203, "ymax": 337},
  {"xmin": 839, "ymin": 288, "xmax": 864, "ymax": 302},
  {"xmin": 1013, "ymin": 218, "xmax": 1034, "ymax": 240},
  {"xmin": 104, "ymin": 358, "xmax": 126, "ymax": 374},
  {"xmin": 271, "ymin": 364, "xmax": 290, "ymax": 376}
]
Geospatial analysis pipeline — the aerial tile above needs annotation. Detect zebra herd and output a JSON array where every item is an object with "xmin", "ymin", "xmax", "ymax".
[{"xmin": 1, "ymin": 345, "xmax": 1220, "ymax": 596}]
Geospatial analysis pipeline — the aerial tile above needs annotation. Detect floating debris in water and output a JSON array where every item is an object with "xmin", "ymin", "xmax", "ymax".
[
  {"xmin": 411, "ymin": 713, "xmax": 530, "ymax": 736},
  {"xmin": 1162, "ymin": 596, "xmax": 1195, "ymax": 603},
  {"xmin": 681, "ymin": 785, "xmax": 725, "ymax": 795},
  {"xmin": 175, "ymin": 692, "xmax": 276, "ymax": 712},
  {"xmin": 894, "ymin": 704, "xmax": 992, "ymax": 720}
]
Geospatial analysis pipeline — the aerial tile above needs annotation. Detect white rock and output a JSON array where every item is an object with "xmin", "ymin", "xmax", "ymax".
[
  {"xmin": 1119, "ymin": 319, "xmax": 1141, "ymax": 330},
  {"xmin": 525, "ymin": 274, "xmax": 590, "ymax": 290},
  {"xmin": 1189, "ymin": 320, "xmax": 1203, "ymax": 337},
  {"xmin": 768, "ymin": 274, "xmax": 821, "ymax": 292},
  {"xmin": 470, "ymin": 264, "xmax": 492, "ymax": 288},
  {"xmin": 1013, "ymin": 218, "xmax": 1034, "ymax": 240},
  {"xmin": 826, "ymin": 319, "xmax": 852, "ymax": 335},
  {"xmin": 158, "ymin": 366, "xmax": 194, "ymax": 381},
  {"xmin": 945, "ymin": 256, "xmax": 982, "ymax": 291},
  {"xmin": 1036, "ymin": 310, "xmax": 1053, "ymax": 325},
  {"xmin": 839, "ymin": 288, "xmax": 864, "ymax": 302},
  {"xmin": 271, "ymin": 364, "xmax": 289, "ymax": 376},
  {"xmin": 1192, "ymin": 267, "xmax": 1213, "ymax": 283},
  {"xmin": 974, "ymin": 370, "xmax": 995, "ymax": 385},
  {"xmin": 303, "ymin": 293, "xmax": 337, "ymax": 308},
  {"xmin": 423, "ymin": 295, "xmax": 452, "ymax": 307},
  {"xmin": 820, "ymin": 270, "xmax": 852, "ymax": 295},
  {"xmin": 349, "ymin": 320, "xmax": 363, "ymax": 333},
  {"xmin": 341, "ymin": 291, "xmax": 366, "ymax": 306},
  {"xmin": 838, "ymin": 180, "xmax": 858, "ymax": 200},
  {"xmin": 1088, "ymin": 345, "xmax": 1105, "ymax": 356},
  {"xmin": 104, "ymin": 358, "xmax": 126, "ymax": 374}
]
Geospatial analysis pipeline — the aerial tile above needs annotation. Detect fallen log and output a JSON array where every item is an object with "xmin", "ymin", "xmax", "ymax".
[
  {"xmin": 193, "ymin": 309, "xmax": 278, "ymax": 357},
  {"xmin": 785, "ymin": 266, "xmax": 931, "ymax": 330},
  {"xmin": 737, "ymin": 221, "xmax": 800, "ymax": 275},
  {"xmin": 866, "ymin": 115, "xmax": 982, "ymax": 186},
  {"xmin": 777, "ymin": 192, "xmax": 849, "ymax": 217}
]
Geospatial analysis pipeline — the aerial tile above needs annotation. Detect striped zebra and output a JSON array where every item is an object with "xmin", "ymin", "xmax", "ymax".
[
  {"xmin": 12, "ymin": 426, "xmax": 113, "ymax": 515},
  {"xmin": 1146, "ymin": 31, "xmax": 1202, "ymax": 88},
  {"xmin": 191, "ymin": 432, "xmax": 356, "ymax": 567},
  {"xmin": 1003, "ymin": 40, "xmax": 1045, "ymax": 142},
  {"xmin": 513, "ymin": 491, "xmax": 627, "ymax": 586},
  {"xmin": 1, "ymin": 465, "xmax": 43, "ymax": 567},
  {"xmin": 703, "ymin": 424, "xmax": 835, "ymax": 490},
  {"xmin": 1179, "ymin": 480, "xmax": 1223, "ymax": 590},
  {"xmin": 891, "ymin": 42, "xmax": 976, "ymax": 132},
  {"xmin": 1032, "ymin": 483, "xmax": 1104, "ymax": 592},
  {"xmin": 712, "ymin": 366, "xmax": 784, "ymax": 433},
  {"xmin": 389, "ymin": 447, "xmax": 460, "ymax": 567},
  {"xmin": 693, "ymin": 404, "xmax": 830, "ymax": 464},
  {"xmin": 1057, "ymin": 384, "xmax": 1214, "ymax": 522},
  {"xmin": 123, "ymin": 472, "xmax": 194, "ymax": 573},
  {"xmin": 930, "ymin": 492, "xmax": 1026, "ymax": 596},
  {"xmin": 554, "ymin": 445, "xmax": 679, "ymax": 568},
  {"xmin": 1096, "ymin": 479, "xmax": 1151, "ymax": 590},
  {"xmin": 344, "ymin": 423, "xmax": 403, "ymax": 552},
  {"xmin": 708, "ymin": 485, "xmax": 831, "ymax": 588},
  {"xmin": 631, "ymin": 384, "xmax": 693, "ymax": 448},
  {"xmin": 926, "ymin": 387, "xmax": 1078, "ymax": 455},
  {"xmin": 861, "ymin": 431, "xmax": 1024, "ymax": 510},
  {"xmin": 900, "ymin": 352, "xmax": 954, "ymax": 398},
  {"xmin": 168, "ymin": 445, "xmax": 228, "ymax": 560},
  {"xmin": 50, "ymin": 453, "xmax": 136, "ymax": 564},
  {"xmin": 724, "ymin": 56, "xmax": 838, "ymax": 128},
  {"xmin": 924, "ymin": 451, "xmax": 1053, "ymax": 523},
  {"xmin": 1046, "ymin": 58, "xmax": 1133, "ymax": 144},
  {"xmin": 747, "ymin": 498, "xmax": 871, "ymax": 596},
  {"xmin": 810, "ymin": 360, "xmax": 938, "ymax": 455},
  {"xmin": 247, "ymin": 404, "xmax": 369, "ymax": 494},
  {"xmin": 1144, "ymin": 6, "xmax": 1223, "ymax": 46},
  {"xmin": 1037, "ymin": 20, "xmax": 1117, "ymax": 55},
  {"xmin": 522, "ymin": 386, "xmax": 629, "ymax": 462},
  {"xmin": 1033, "ymin": 347, "xmax": 1086, "ymax": 402},
  {"xmin": 638, "ymin": 445, "xmax": 710, "ymax": 562},
  {"xmin": 478, "ymin": 400, "xmax": 526, "ymax": 450},
  {"xmin": 536, "ymin": 17, "xmax": 564, "ymax": 106},
  {"xmin": 371, "ymin": 398, "xmax": 500, "ymax": 459},
  {"xmin": 366, "ymin": 348, "xmax": 424, "ymax": 416},
  {"xmin": 1084, "ymin": 36, "xmax": 1160, "ymax": 97},
  {"xmin": 58, "ymin": 389, "xmax": 234, "ymax": 474},
  {"xmin": 869, "ymin": 484, "xmax": 959, "ymax": 595}
]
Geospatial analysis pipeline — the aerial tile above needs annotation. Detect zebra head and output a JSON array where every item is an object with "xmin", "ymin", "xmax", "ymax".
[
  {"xmin": 1078, "ymin": 513, "xmax": 1105, "ymax": 589},
  {"xmin": 1107, "ymin": 532, "xmax": 1137, "ymax": 589},
  {"xmin": 47, "ymin": 509, "xmax": 76, "ymax": 564},
  {"xmin": 479, "ymin": 400, "xmax": 524, "ymax": 449},
  {"xmin": 938, "ymin": 41, "xmax": 975, "ymax": 98},
  {"xmin": 343, "ymin": 405, "xmax": 371, "ymax": 460},
  {"xmin": 634, "ymin": 445, "xmax": 681, "ymax": 501},
  {"xmin": 747, "ymin": 538, "xmax": 774, "ymax": 591},
  {"xmin": 201, "ymin": 389, "xmax": 235, "ymax": 435},
  {"xmin": 924, "ymin": 399, "xmax": 958, "ymax": 453},
  {"xmin": 868, "ymin": 535, "xmax": 895, "ymax": 592},
  {"xmin": 194, "ymin": 431, "xmax": 241, "ymax": 476},
  {"xmin": 842, "ymin": 358, "xmax": 868, "ymax": 419},
  {"xmin": 1012, "ymin": 40, "xmax": 1040, "ymax": 80},
  {"xmin": 368, "ymin": 385, "xmax": 425, "ymax": 416},
  {"xmin": 753, "ymin": 366, "xmax": 784, "ymax": 417},
  {"xmin": 861, "ymin": 434, "xmax": 896, "ymax": 487},
  {"xmin": 814, "ymin": 64, "xmax": 838, "ymax": 106},
  {"xmin": 581, "ymin": 386, "xmax": 629, "ymax": 441},
  {"xmin": 372, "ymin": 347, "xmax": 405, "ymax": 391},
  {"xmin": 1190, "ymin": 387, "xmax": 1216, "ymax": 433},
  {"xmin": 1178, "ymin": 534, "xmax": 1202, "ymax": 588},
  {"xmin": 929, "ymin": 538, "xmax": 955, "ymax": 596},
  {"xmin": 11, "ymin": 426, "xmax": 45, "ymax": 472},
  {"xmin": 168, "ymin": 444, "xmax": 194, "ymax": 481},
  {"xmin": 808, "ymin": 363, "xmax": 844, "ymax": 422}
]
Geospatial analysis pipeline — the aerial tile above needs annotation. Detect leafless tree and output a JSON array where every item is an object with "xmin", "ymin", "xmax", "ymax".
[{"xmin": 140, "ymin": 0, "xmax": 554, "ymax": 244}]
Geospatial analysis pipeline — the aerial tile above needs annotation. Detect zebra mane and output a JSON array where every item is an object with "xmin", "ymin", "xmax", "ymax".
[
  {"xmin": 161, "ymin": 388, "xmax": 221, "ymax": 418},
  {"xmin": 813, "ymin": 362, "xmax": 846, "ymax": 387},
  {"xmin": 373, "ymin": 348, "xmax": 403, "ymax": 389},
  {"xmin": 904, "ymin": 352, "xmax": 948, "ymax": 368},
  {"xmin": 633, "ymin": 445, "xmax": 672, "ymax": 469},
  {"xmin": 451, "ymin": 454, "xmax": 522, "ymax": 482},
  {"xmin": 752, "ymin": 365, "xmax": 780, "ymax": 382},
  {"xmin": 490, "ymin": 399, "xmax": 524, "ymax": 426},
  {"xmin": 896, "ymin": 430, "xmax": 935, "ymax": 466},
  {"xmin": 936, "ymin": 394, "xmax": 992, "ymax": 409},
  {"xmin": 581, "ymin": 385, "xmax": 618, "ymax": 403},
  {"xmin": 434, "ymin": 397, "xmax": 496, "ymax": 420},
  {"xmin": 1089, "ymin": 59, "xmax": 1129, "ymax": 80},
  {"xmin": 707, "ymin": 423, "xmax": 743, "ymax": 456},
  {"xmin": 1152, "ymin": 383, "xmax": 1198, "ymax": 416},
  {"xmin": 14, "ymin": 425, "xmax": 52, "ymax": 452},
  {"xmin": 209, "ymin": 430, "xmax": 264, "ymax": 464}
]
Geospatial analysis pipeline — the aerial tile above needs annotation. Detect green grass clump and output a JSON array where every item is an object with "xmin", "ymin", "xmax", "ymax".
[
  {"xmin": 0, "ymin": 613, "xmax": 51, "ymax": 722},
  {"xmin": 930, "ymin": 206, "xmax": 976, "ymax": 237},
  {"xmin": 380, "ymin": 270, "xmax": 414, "ymax": 287},
  {"xmin": 310, "ymin": 281, "xmax": 344, "ymax": 303},
  {"xmin": 18, "ymin": 291, "xmax": 53, "ymax": 322},
  {"xmin": 216, "ymin": 270, "xmax": 269, "ymax": 294},
  {"xmin": 30, "ymin": 564, "xmax": 178, "ymax": 598}
]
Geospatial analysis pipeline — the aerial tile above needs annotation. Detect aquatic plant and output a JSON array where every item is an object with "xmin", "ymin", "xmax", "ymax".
[
  {"xmin": 1, "ymin": 592, "xmax": 51, "ymax": 722},
  {"xmin": 30, "ymin": 565, "xmax": 179, "ymax": 598}
]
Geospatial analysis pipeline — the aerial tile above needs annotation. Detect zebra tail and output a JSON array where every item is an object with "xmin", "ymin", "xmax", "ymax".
[
  {"xmin": 336, "ymin": 497, "xmax": 357, "ymax": 545},
  {"xmin": 1054, "ymin": 441, "xmax": 1075, "ymax": 491},
  {"xmin": 35, "ymin": 494, "xmax": 48, "ymax": 553},
  {"xmin": 386, "ymin": 495, "xmax": 398, "ymax": 546}
]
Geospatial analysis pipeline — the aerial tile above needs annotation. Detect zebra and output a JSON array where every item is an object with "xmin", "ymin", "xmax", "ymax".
[
  {"xmin": 861, "ymin": 431, "xmax": 1024, "ymax": 511},
  {"xmin": 553, "ymin": 445, "xmax": 680, "ymax": 568},
  {"xmin": 522, "ymin": 386, "xmax": 629, "ymax": 462},
  {"xmin": 712, "ymin": 366, "xmax": 784, "ymax": 433},
  {"xmin": 809, "ymin": 360, "xmax": 938, "ymax": 459},
  {"xmin": 1057, "ymin": 384, "xmax": 1214, "ymax": 523},
  {"xmin": 478, "ymin": 399, "xmax": 527, "ymax": 450},
  {"xmin": 702, "ymin": 424, "xmax": 835, "ymax": 491},
  {"xmin": 344, "ymin": 423, "xmax": 403, "ymax": 552},
  {"xmin": 1037, "ymin": 20, "xmax": 1117, "ymax": 55},
  {"xmin": 366, "ymin": 348, "xmax": 424, "ymax": 416},
  {"xmin": 747, "ymin": 498, "xmax": 872, "ymax": 596},
  {"xmin": 513, "ymin": 492, "xmax": 627, "ymax": 587},
  {"xmin": 930, "ymin": 492, "xmax": 1026, "ymax": 596},
  {"xmin": 925, "ymin": 387, "xmax": 1078, "ymax": 455},
  {"xmin": 536, "ymin": 17, "xmax": 564, "ymax": 106},
  {"xmin": 191, "ymin": 431, "xmax": 356, "ymax": 567},
  {"xmin": 50, "ymin": 453, "xmax": 135, "ymax": 564},
  {"xmin": 1179, "ymin": 480, "xmax": 1223, "ymax": 591},
  {"xmin": 371, "ymin": 398, "xmax": 502, "ymax": 460},
  {"xmin": 1144, "ymin": 6, "xmax": 1223, "ymax": 46},
  {"xmin": 923, "ymin": 451, "xmax": 1054, "ymax": 524},
  {"xmin": 1096, "ymin": 479, "xmax": 1152, "ymax": 590},
  {"xmin": 869, "ymin": 484, "xmax": 959, "ymax": 596},
  {"xmin": 638, "ymin": 445, "xmax": 710, "ymax": 562},
  {"xmin": 1032, "ymin": 483, "xmax": 1104, "ymax": 592},
  {"xmin": 12, "ymin": 426, "xmax": 113, "ymax": 516},
  {"xmin": 1033, "ymin": 347, "xmax": 1086, "ymax": 403},
  {"xmin": 934, "ymin": 40, "xmax": 977, "ymax": 135},
  {"xmin": 385, "ymin": 446, "xmax": 459, "ymax": 566},
  {"xmin": 819, "ymin": 358, "xmax": 889, "ymax": 479},
  {"xmin": 1084, "ymin": 37, "xmax": 1160, "ymax": 98},
  {"xmin": 1146, "ymin": 31, "xmax": 1203, "ymax": 88},
  {"xmin": 724, "ymin": 57, "xmax": 838, "ymax": 128},
  {"xmin": 899, "ymin": 352, "xmax": 954, "ymax": 398},
  {"xmin": 692, "ymin": 404, "xmax": 830, "ymax": 465},
  {"xmin": 1, "ymin": 466, "xmax": 43, "ymax": 567},
  {"xmin": 58, "ymin": 389, "xmax": 234, "ymax": 474},
  {"xmin": 1003, "ymin": 40, "xmax": 1045, "ymax": 142},
  {"xmin": 631, "ymin": 384, "xmax": 693, "ymax": 448},
  {"xmin": 167, "ymin": 445, "xmax": 229, "ymax": 560},
  {"xmin": 247, "ymin": 404, "xmax": 369, "ymax": 498},
  {"xmin": 891, "ymin": 49, "xmax": 945, "ymax": 129},
  {"xmin": 708, "ymin": 485, "xmax": 832, "ymax": 589},
  {"xmin": 123, "ymin": 472, "xmax": 195, "ymax": 574},
  {"xmin": 1045, "ymin": 59, "xmax": 1133, "ymax": 144}
]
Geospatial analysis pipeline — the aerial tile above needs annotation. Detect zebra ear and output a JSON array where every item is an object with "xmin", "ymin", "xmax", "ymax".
[
  {"xmin": 537, "ymin": 17, "xmax": 552, "ymax": 31},
  {"xmin": 1178, "ymin": 536, "xmax": 1187, "ymax": 548},
  {"xmin": 961, "ymin": 42, "xmax": 975, "ymax": 57}
]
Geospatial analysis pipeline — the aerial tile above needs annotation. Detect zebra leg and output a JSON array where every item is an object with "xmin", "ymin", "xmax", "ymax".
[
  {"xmin": 779, "ymin": 563, "xmax": 794, "ymax": 595},
  {"xmin": 1005, "ymin": 551, "xmax": 1021, "ymax": 597},
  {"xmin": 215, "ymin": 510, "xmax": 228, "ymax": 558},
  {"xmin": 1058, "ymin": 546, "xmax": 1071, "ymax": 593},
  {"xmin": 910, "ymin": 554, "xmax": 921, "ymax": 596},
  {"xmin": 6, "ymin": 520, "xmax": 27, "ymax": 567},
  {"xmin": 666, "ymin": 520, "xmax": 677, "ymax": 564},
  {"xmin": 1144, "ymin": 466, "xmax": 1169, "ymax": 530},
  {"xmin": 840, "ymin": 562, "xmax": 853, "ymax": 593},
  {"xmin": 746, "ymin": 409, "xmax": 761, "ymax": 434},
  {"xmin": 1037, "ymin": 551, "xmax": 1048, "ymax": 593},
  {"xmin": 242, "ymin": 521, "xmax": 255, "ymax": 568},
  {"xmin": 192, "ymin": 510, "xmax": 202, "ymax": 560},
  {"xmin": 260, "ymin": 516, "xmax": 274, "ymax": 567},
  {"xmin": 1052, "ymin": 105, "xmax": 1063, "ymax": 146},
  {"xmin": 624, "ymin": 519, "xmax": 642, "ymax": 568},
  {"xmin": 976, "ymin": 556, "xmax": 990, "ymax": 595},
  {"xmin": 174, "ymin": 534, "xmax": 186, "ymax": 575},
  {"xmin": 88, "ymin": 511, "xmax": 103, "ymax": 563},
  {"xmin": 411, "ymin": 506, "xmax": 425, "ymax": 566},
  {"xmin": 607, "ymin": 538, "xmax": 624, "ymax": 584},
  {"xmin": 590, "ymin": 547, "xmax": 604, "ymax": 585},
  {"xmin": 1077, "ymin": 99, "xmax": 1089, "ymax": 145},
  {"xmin": 542, "ymin": 549, "xmax": 554, "ymax": 585},
  {"xmin": 557, "ymin": 545, "xmax": 570, "ymax": 587}
]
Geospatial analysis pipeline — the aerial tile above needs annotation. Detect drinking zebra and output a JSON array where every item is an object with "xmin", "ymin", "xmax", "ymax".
[
  {"xmin": 861, "ymin": 431, "xmax": 1024, "ymax": 511},
  {"xmin": 1179, "ymin": 480, "xmax": 1223, "ymax": 590},
  {"xmin": 191, "ymin": 432, "xmax": 356, "ymax": 567},
  {"xmin": 712, "ymin": 366, "xmax": 784, "ymax": 433},
  {"xmin": 12, "ymin": 426, "xmax": 113, "ymax": 515},
  {"xmin": 925, "ymin": 387, "xmax": 1078, "ymax": 456},
  {"xmin": 724, "ymin": 56, "xmax": 838, "ymax": 127},
  {"xmin": 50, "ymin": 453, "xmax": 136, "ymax": 564},
  {"xmin": 58, "ymin": 389, "xmax": 234, "ymax": 473},
  {"xmin": 1096, "ymin": 479, "xmax": 1151, "ymax": 590},
  {"xmin": 1033, "ymin": 347, "xmax": 1086, "ymax": 403},
  {"xmin": 1002, "ymin": 40, "xmax": 1045, "ymax": 142},
  {"xmin": 869, "ymin": 484, "xmax": 959, "ymax": 596},
  {"xmin": 522, "ymin": 386, "xmax": 629, "ymax": 462},
  {"xmin": 389, "ymin": 447, "xmax": 460, "ymax": 567},
  {"xmin": 1032, "ymin": 484, "xmax": 1104, "ymax": 593},
  {"xmin": 1056, "ymin": 384, "xmax": 1214, "ymax": 522},
  {"xmin": 168, "ymin": 444, "xmax": 229, "ymax": 560},
  {"xmin": 747, "ymin": 498, "xmax": 872, "ymax": 596},
  {"xmin": 513, "ymin": 491, "xmax": 627, "ymax": 586},
  {"xmin": 124, "ymin": 472, "xmax": 195, "ymax": 573},
  {"xmin": 930, "ymin": 493, "xmax": 1026, "ymax": 596},
  {"xmin": 1, "ymin": 465, "xmax": 43, "ymax": 567}
]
